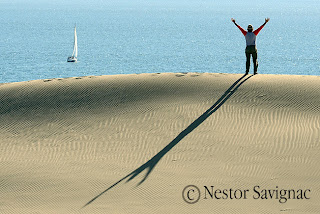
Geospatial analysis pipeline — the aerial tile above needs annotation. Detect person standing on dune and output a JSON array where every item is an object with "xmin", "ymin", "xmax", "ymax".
[{"xmin": 231, "ymin": 18, "xmax": 270, "ymax": 75}]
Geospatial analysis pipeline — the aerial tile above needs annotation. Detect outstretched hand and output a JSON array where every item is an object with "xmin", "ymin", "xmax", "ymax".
[
  {"xmin": 265, "ymin": 18, "xmax": 270, "ymax": 23},
  {"xmin": 231, "ymin": 18, "xmax": 236, "ymax": 23}
]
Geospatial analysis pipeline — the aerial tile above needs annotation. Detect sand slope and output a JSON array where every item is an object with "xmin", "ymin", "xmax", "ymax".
[{"xmin": 0, "ymin": 73, "xmax": 319, "ymax": 213}]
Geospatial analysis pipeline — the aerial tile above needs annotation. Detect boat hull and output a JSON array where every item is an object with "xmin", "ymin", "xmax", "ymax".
[{"xmin": 67, "ymin": 56, "xmax": 77, "ymax": 62}]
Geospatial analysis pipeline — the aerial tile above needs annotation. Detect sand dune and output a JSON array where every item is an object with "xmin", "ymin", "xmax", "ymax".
[{"xmin": 1, "ymin": 73, "xmax": 319, "ymax": 213}]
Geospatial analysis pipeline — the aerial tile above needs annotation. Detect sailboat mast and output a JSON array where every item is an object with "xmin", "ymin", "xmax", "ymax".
[{"xmin": 74, "ymin": 25, "xmax": 77, "ymax": 58}]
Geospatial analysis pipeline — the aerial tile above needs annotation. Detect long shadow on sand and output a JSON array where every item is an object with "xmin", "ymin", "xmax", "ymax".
[{"xmin": 83, "ymin": 74, "xmax": 253, "ymax": 208}]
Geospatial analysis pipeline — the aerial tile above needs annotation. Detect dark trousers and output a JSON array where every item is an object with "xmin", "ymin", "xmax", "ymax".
[{"xmin": 245, "ymin": 45, "xmax": 258, "ymax": 73}]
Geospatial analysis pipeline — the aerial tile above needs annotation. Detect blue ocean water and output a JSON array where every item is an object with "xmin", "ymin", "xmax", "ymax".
[{"xmin": 0, "ymin": 0, "xmax": 319, "ymax": 83}]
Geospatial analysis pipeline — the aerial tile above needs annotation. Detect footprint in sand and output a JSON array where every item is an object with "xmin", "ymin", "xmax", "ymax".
[{"xmin": 176, "ymin": 74, "xmax": 185, "ymax": 77}]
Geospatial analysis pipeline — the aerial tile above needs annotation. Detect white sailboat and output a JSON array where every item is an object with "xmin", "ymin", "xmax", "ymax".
[{"xmin": 67, "ymin": 25, "xmax": 78, "ymax": 62}]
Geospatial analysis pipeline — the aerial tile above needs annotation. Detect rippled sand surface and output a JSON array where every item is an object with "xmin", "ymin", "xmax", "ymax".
[{"xmin": 1, "ymin": 73, "xmax": 319, "ymax": 213}]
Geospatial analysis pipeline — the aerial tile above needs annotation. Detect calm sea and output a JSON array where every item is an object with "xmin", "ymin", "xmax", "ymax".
[{"xmin": 0, "ymin": 0, "xmax": 319, "ymax": 83}]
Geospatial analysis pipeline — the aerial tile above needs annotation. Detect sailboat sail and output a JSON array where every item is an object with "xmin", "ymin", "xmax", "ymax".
[
  {"xmin": 72, "ymin": 26, "xmax": 78, "ymax": 58},
  {"xmin": 68, "ymin": 25, "xmax": 78, "ymax": 62}
]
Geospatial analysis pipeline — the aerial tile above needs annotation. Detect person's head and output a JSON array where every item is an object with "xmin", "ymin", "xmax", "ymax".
[{"xmin": 247, "ymin": 25, "xmax": 253, "ymax": 32}]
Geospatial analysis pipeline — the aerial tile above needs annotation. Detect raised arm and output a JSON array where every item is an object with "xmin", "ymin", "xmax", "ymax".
[
  {"xmin": 231, "ymin": 18, "xmax": 247, "ymax": 36},
  {"xmin": 254, "ymin": 18, "xmax": 270, "ymax": 35}
]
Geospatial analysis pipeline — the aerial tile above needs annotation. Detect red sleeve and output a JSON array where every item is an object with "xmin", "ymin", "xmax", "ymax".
[
  {"xmin": 253, "ymin": 23, "xmax": 266, "ymax": 36},
  {"xmin": 236, "ymin": 24, "xmax": 247, "ymax": 36}
]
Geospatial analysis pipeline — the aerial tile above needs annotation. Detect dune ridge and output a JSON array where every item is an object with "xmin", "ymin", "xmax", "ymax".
[{"xmin": 0, "ymin": 73, "xmax": 319, "ymax": 213}]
